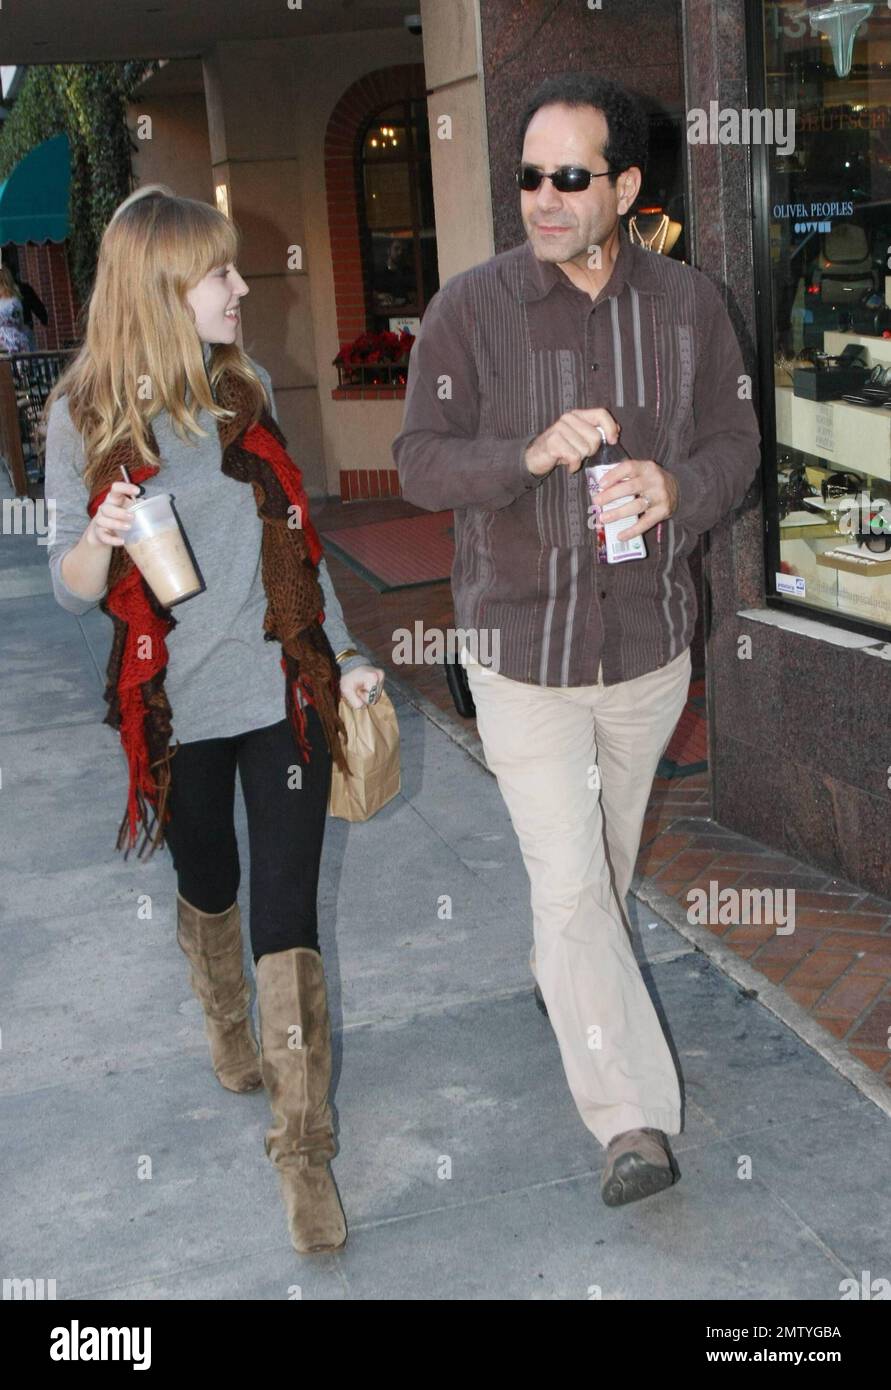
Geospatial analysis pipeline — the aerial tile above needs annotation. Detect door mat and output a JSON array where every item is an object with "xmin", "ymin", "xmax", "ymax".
[{"xmin": 320, "ymin": 511, "xmax": 454, "ymax": 591}]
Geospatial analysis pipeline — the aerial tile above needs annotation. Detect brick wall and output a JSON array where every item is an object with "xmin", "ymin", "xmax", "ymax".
[{"xmin": 16, "ymin": 242, "xmax": 79, "ymax": 350}]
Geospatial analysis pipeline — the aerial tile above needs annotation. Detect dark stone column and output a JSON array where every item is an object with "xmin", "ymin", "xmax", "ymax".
[
  {"xmin": 479, "ymin": 0, "xmax": 686, "ymax": 252},
  {"xmin": 682, "ymin": 0, "xmax": 765, "ymax": 818}
]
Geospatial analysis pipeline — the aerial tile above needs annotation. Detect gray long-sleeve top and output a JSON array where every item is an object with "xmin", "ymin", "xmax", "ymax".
[{"xmin": 44, "ymin": 358, "xmax": 366, "ymax": 743}]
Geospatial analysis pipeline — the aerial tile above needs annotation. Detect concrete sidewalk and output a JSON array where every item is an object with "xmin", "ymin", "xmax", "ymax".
[{"xmin": 2, "ymin": 483, "xmax": 889, "ymax": 1301}]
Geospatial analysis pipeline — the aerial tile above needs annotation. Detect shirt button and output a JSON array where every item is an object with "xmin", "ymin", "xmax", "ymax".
[
  {"xmin": 600, "ymin": 589, "xmax": 607, "ymax": 600},
  {"xmin": 590, "ymin": 363, "xmax": 599, "ymax": 371}
]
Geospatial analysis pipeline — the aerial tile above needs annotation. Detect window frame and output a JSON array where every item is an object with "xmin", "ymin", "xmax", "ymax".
[
  {"xmin": 355, "ymin": 97, "xmax": 437, "ymax": 333},
  {"xmin": 747, "ymin": 0, "xmax": 891, "ymax": 643}
]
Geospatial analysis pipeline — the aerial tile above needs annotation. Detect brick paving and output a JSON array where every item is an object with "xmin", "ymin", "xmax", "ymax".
[
  {"xmin": 321, "ymin": 510, "xmax": 454, "ymax": 589},
  {"xmin": 317, "ymin": 495, "xmax": 891, "ymax": 1089}
]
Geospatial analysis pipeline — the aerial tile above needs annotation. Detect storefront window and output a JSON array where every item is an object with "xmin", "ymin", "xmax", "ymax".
[
  {"xmin": 358, "ymin": 100, "xmax": 438, "ymax": 335},
  {"xmin": 757, "ymin": 0, "xmax": 891, "ymax": 636},
  {"xmin": 627, "ymin": 111, "xmax": 688, "ymax": 263}
]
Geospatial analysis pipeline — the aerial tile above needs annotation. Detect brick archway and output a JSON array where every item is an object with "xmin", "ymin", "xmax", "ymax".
[
  {"xmin": 325, "ymin": 63, "xmax": 428, "ymax": 502},
  {"xmin": 324, "ymin": 62, "xmax": 426, "ymax": 405}
]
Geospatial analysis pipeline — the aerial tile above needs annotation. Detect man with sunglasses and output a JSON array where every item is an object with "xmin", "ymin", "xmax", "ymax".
[{"xmin": 393, "ymin": 73, "xmax": 760, "ymax": 1211}]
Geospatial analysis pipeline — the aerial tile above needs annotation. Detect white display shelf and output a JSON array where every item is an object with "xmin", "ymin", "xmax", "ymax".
[
  {"xmin": 777, "ymin": 537, "xmax": 891, "ymax": 626},
  {"xmin": 824, "ymin": 330, "xmax": 891, "ymax": 364},
  {"xmin": 774, "ymin": 385, "xmax": 891, "ymax": 480}
]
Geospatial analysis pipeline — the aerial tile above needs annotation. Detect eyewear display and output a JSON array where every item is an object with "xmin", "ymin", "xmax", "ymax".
[
  {"xmin": 855, "ymin": 507, "xmax": 891, "ymax": 553},
  {"xmin": 821, "ymin": 471, "xmax": 863, "ymax": 501},
  {"xmin": 860, "ymin": 529, "xmax": 891, "ymax": 554},
  {"xmin": 515, "ymin": 162, "xmax": 616, "ymax": 193}
]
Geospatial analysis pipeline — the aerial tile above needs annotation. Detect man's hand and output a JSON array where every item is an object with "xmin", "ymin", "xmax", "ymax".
[
  {"xmin": 591, "ymin": 459, "xmax": 679, "ymax": 540},
  {"xmin": 524, "ymin": 408, "xmax": 621, "ymax": 478}
]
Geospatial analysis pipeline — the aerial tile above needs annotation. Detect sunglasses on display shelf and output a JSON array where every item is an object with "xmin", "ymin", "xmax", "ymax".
[
  {"xmin": 858, "ymin": 530, "xmax": 891, "ymax": 554},
  {"xmin": 821, "ymin": 471, "xmax": 863, "ymax": 501},
  {"xmin": 842, "ymin": 364, "xmax": 891, "ymax": 406},
  {"xmin": 854, "ymin": 504, "xmax": 891, "ymax": 553},
  {"xmin": 515, "ymin": 162, "xmax": 618, "ymax": 193}
]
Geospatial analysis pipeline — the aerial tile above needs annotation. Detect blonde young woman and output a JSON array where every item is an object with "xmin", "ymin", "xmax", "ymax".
[{"xmin": 43, "ymin": 186, "xmax": 384, "ymax": 1254}]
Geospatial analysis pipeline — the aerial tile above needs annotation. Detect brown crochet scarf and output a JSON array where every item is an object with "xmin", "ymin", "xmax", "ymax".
[{"xmin": 86, "ymin": 368, "xmax": 350, "ymax": 860}]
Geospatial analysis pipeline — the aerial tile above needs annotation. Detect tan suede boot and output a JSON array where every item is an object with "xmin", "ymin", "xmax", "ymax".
[
  {"xmin": 256, "ymin": 947, "xmax": 347, "ymax": 1254},
  {"xmin": 175, "ymin": 893, "xmax": 263, "ymax": 1093}
]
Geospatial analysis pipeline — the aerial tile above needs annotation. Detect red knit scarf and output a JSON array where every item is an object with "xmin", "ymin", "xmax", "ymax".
[{"xmin": 86, "ymin": 369, "xmax": 349, "ymax": 860}]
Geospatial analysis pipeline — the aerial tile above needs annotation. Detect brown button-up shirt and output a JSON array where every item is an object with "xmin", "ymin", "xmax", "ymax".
[{"xmin": 392, "ymin": 221, "xmax": 761, "ymax": 686}]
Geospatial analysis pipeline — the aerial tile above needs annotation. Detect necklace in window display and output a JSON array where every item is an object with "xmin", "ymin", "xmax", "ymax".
[
  {"xmin": 628, "ymin": 206, "xmax": 683, "ymax": 256},
  {"xmin": 774, "ymin": 350, "xmax": 817, "ymax": 384},
  {"xmin": 629, "ymin": 213, "xmax": 670, "ymax": 253},
  {"xmin": 807, "ymin": 2, "xmax": 875, "ymax": 80}
]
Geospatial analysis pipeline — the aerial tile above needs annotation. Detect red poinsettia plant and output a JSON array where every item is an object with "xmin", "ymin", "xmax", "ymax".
[{"xmin": 333, "ymin": 329, "xmax": 415, "ymax": 369}]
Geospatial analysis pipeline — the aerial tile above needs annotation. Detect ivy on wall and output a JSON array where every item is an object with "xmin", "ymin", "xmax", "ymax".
[{"xmin": 0, "ymin": 61, "xmax": 158, "ymax": 305}]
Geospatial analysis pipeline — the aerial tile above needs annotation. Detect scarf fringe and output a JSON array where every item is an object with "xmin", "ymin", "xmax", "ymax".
[
  {"xmin": 115, "ymin": 743, "xmax": 177, "ymax": 861},
  {"xmin": 288, "ymin": 669, "xmax": 351, "ymax": 777}
]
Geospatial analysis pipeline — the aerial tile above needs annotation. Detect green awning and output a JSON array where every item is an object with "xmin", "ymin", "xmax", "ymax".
[{"xmin": 0, "ymin": 133, "xmax": 70, "ymax": 244}]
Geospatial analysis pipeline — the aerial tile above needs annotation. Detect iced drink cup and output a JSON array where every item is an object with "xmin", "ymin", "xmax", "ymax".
[{"xmin": 123, "ymin": 492, "xmax": 201, "ymax": 607}]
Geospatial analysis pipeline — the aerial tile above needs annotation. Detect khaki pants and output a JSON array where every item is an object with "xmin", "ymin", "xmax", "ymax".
[{"xmin": 464, "ymin": 645, "xmax": 692, "ymax": 1147}]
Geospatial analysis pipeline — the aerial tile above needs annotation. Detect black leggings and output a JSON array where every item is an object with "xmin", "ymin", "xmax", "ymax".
[{"xmin": 162, "ymin": 711, "xmax": 332, "ymax": 962}]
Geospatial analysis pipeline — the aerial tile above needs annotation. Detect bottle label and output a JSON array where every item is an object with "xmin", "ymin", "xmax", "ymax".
[{"xmin": 584, "ymin": 463, "xmax": 647, "ymax": 563}]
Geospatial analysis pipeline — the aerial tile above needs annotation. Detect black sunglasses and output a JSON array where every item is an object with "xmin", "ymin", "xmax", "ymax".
[
  {"xmin": 855, "ymin": 505, "xmax": 891, "ymax": 553},
  {"xmin": 821, "ymin": 472, "xmax": 862, "ymax": 501},
  {"xmin": 515, "ymin": 162, "xmax": 616, "ymax": 193}
]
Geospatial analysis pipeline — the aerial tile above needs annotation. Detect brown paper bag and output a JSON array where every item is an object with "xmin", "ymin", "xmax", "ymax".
[{"xmin": 328, "ymin": 689, "xmax": 400, "ymax": 821}]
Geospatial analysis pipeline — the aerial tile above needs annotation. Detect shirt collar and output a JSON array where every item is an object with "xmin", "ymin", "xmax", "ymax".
[{"xmin": 518, "ymin": 219, "xmax": 665, "ymax": 305}]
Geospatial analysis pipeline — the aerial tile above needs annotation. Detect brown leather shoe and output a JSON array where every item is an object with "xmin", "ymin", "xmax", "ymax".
[{"xmin": 600, "ymin": 1127, "xmax": 678, "ymax": 1207}]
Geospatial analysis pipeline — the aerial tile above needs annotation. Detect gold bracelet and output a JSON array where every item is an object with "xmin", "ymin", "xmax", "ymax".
[{"xmin": 335, "ymin": 647, "xmax": 360, "ymax": 663}]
